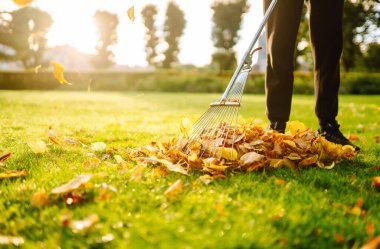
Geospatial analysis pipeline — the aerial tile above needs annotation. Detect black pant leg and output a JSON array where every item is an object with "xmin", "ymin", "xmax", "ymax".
[
  {"xmin": 264, "ymin": 0, "xmax": 304, "ymax": 123},
  {"xmin": 308, "ymin": 0, "xmax": 344, "ymax": 126}
]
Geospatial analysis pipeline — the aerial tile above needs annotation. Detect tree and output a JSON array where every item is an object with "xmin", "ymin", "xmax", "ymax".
[
  {"xmin": 363, "ymin": 43, "xmax": 380, "ymax": 71},
  {"xmin": 0, "ymin": 7, "xmax": 52, "ymax": 69},
  {"xmin": 162, "ymin": 1, "xmax": 186, "ymax": 68},
  {"xmin": 141, "ymin": 4, "xmax": 159, "ymax": 67},
  {"xmin": 91, "ymin": 10, "xmax": 119, "ymax": 69},
  {"xmin": 211, "ymin": 0, "xmax": 249, "ymax": 71}
]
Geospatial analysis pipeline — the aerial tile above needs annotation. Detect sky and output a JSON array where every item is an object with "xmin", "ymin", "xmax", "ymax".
[{"xmin": 2, "ymin": 0, "xmax": 264, "ymax": 67}]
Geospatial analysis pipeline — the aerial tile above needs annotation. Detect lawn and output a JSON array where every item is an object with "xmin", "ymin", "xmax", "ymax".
[{"xmin": 0, "ymin": 90, "xmax": 379, "ymax": 249}]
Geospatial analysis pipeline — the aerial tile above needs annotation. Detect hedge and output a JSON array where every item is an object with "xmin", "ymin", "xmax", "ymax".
[{"xmin": 0, "ymin": 70, "xmax": 379, "ymax": 94}]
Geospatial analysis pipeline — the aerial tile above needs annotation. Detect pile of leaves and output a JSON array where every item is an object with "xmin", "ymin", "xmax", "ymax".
[{"xmin": 127, "ymin": 120, "xmax": 357, "ymax": 179}]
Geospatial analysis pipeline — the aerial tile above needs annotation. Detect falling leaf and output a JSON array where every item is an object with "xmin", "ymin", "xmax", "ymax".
[
  {"xmin": 0, "ymin": 153, "xmax": 11, "ymax": 162},
  {"xmin": 360, "ymin": 237, "xmax": 380, "ymax": 249},
  {"xmin": 91, "ymin": 142, "xmax": 106, "ymax": 152},
  {"xmin": 30, "ymin": 189, "xmax": 50, "ymax": 207},
  {"xmin": 12, "ymin": 0, "xmax": 33, "ymax": 6},
  {"xmin": 0, "ymin": 169, "xmax": 26, "ymax": 179},
  {"xmin": 180, "ymin": 117, "xmax": 193, "ymax": 137},
  {"xmin": 51, "ymin": 61, "xmax": 71, "ymax": 85},
  {"xmin": 164, "ymin": 179, "xmax": 183, "ymax": 196},
  {"xmin": 27, "ymin": 139, "xmax": 47, "ymax": 153},
  {"xmin": 51, "ymin": 174, "xmax": 92, "ymax": 194},
  {"xmin": 372, "ymin": 177, "xmax": 380, "ymax": 191},
  {"xmin": 127, "ymin": 6, "xmax": 135, "ymax": 22},
  {"xmin": 70, "ymin": 214, "xmax": 99, "ymax": 234},
  {"xmin": 0, "ymin": 235, "xmax": 24, "ymax": 246}
]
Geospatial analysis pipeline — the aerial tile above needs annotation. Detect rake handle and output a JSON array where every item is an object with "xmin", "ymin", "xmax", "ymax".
[{"xmin": 219, "ymin": 0, "xmax": 279, "ymax": 102}]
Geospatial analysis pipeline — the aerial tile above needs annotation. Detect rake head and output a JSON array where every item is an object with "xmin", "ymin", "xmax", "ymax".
[{"xmin": 178, "ymin": 67, "xmax": 252, "ymax": 160}]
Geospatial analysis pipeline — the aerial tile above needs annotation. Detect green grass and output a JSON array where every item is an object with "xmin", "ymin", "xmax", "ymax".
[{"xmin": 0, "ymin": 91, "xmax": 379, "ymax": 249}]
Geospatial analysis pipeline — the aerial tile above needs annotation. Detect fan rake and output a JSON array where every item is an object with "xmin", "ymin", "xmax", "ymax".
[{"xmin": 179, "ymin": 0, "xmax": 279, "ymax": 159}]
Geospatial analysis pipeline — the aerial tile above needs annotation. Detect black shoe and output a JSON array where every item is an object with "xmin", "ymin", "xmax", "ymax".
[
  {"xmin": 270, "ymin": 121, "xmax": 286, "ymax": 133},
  {"xmin": 318, "ymin": 123, "xmax": 360, "ymax": 151}
]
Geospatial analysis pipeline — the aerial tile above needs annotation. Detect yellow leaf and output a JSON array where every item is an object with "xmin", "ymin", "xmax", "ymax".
[
  {"xmin": 83, "ymin": 157, "xmax": 101, "ymax": 168},
  {"xmin": 372, "ymin": 176, "xmax": 380, "ymax": 191},
  {"xmin": 12, "ymin": 0, "xmax": 33, "ymax": 6},
  {"xmin": 30, "ymin": 189, "xmax": 50, "ymax": 207},
  {"xmin": 180, "ymin": 117, "xmax": 193, "ymax": 137},
  {"xmin": 51, "ymin": 61, "xmax": 71, "ymax": 85},
  {"xmin": 127, "ymin": 6, "xmax": 135, "ymax": 22},
  {"xmin": 216, "ymin": 147, "xmax": 238, "ymax": 160},
  {"xmin": 114, "ymin": 155, "xmax": 125, "ymax": 164},
  {"xmin": 207, "ymin": 164, "xmax": 229, "ymax": 172},
  {"xmin": 287, "ymin": 121, "xmax": 309, "ymax": 135},
  {"xmin": 188, "ymin": 153, "xmax": 198, "ymax": 162},
  {"xmin": 283, "ymin": 140, "xmax": 297, "ymax": 149},
  {"xmin": 0, "ymin": 169, "xmax": 26, "ymax": 179},
  {"xmin": 51, "ymin": 174, "xmax": 92, "ymax": 194},
  {"xmin": 27, "ymin": 139, "xmax": 47, "ymax": 153},
  {"xmin": 164, "ymin": 179, "xmax": 183, "ymax": 196}
]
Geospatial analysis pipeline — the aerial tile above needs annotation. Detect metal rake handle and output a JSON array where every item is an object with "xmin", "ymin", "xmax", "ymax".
[{"xmin": 219, "ymin": 0, "xmax": 279, "ymax": 102}]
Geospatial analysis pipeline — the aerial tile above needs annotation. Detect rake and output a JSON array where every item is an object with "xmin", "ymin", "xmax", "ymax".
[{"xmin": 180, "ymin": 0, "xmax": 279, "ymax": 159}]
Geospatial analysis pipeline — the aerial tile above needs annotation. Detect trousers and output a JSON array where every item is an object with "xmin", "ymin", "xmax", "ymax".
[{"xmin": 264, "ymin": 0, "xmax": 344, "ymax": 126}]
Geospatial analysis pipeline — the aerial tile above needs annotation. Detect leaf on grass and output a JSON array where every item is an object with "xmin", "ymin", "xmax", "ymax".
[
  {"xmin": 30, "ymin": 189, "xmax": 50, "ymax": 207},
  {"xmin": 27, "ymin": 139, "xmax": 47, "ymax": 153},
  {"xmin": 0, "ymin": 235, "xmax": 24, "ymax": 246},
  {"xmin": 0, "ymin": 169, "xmax": 26, "ymax": 179},
  {"xmin": 70, "ymin": 214, "xmax": 99, "ymax": 234},
  {"xmin": 360, "ymin": 237, "xmax": 380, "ymax": 249},
  {"xmin": 348, "ymin": 135, "xmax": 360, "ymax": 141},
  {"xmin": 51, "ymin": 174, "xmax": 92, "ymax": 194},
  {"xmin": 48, "ymin": 127, "xmax": 60, "ymax": 145},
  {"xmin": 206, "ymin": 164, "xmax": 229, "ymax": 172},
  {"xmin": 0, "ymin": 153, "xmax": 11, "ymax": 162},
  {"xmin": 114, "ymin": 155, "xmax": 125, "ymax": 164},
  {"xmin": 288, "ymin": 121, "xmax": 309, "ymax": 135},
  {"xmin": 372, "ymin": 177, "xmax": 380, "ymax": 191},
  {"xmin": 83, "ymin": 157, "xmax": 101, "ymax": 168},
  {"xmin": 366, "ymin": 222, "xmax": 374, "ymax": 238},
  {"xmin": 334, "ymin": 233, "xmax": 344, "ymax": 245},
  {"xmin": 180, "ymin": 117, "xmax": 193, "ymax": 137},
  {"xmin": 275, "ymin": 179, "xmax": 286, "ymax": 185},
  {"xmin": 199, "ymin": 174, "xmax": 213, "ymax": 185},
  {"xmin": 130, "ymin": 164, "xmax": 146, "ymax": 182},
  {"xmin": 51, "ymin": 61, "xmax": 71, "ymax": 85},
  {"xmin": 164, "ymin": 179, "xmax": 183, "ymax": 196},
  {"xmin": 215, "ymin": 203, "xmax": 226, "ymax": 217},
  {"xmin": 91, "ymin": 142, "xmax": 106, "ymax": 152},
  {"xmin": 127, "ymin": 6, "xmax": 135, "ymax": 22},
  {"xmin": 12, "ymin": 0, "xmax": 33, "ymax": 6}
]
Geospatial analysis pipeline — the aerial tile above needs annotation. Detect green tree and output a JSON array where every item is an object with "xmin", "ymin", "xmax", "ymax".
[
  {"xmin": 141, "ymin": 4, "xmax": 159, "ymax": 67},
  {"xmin": 363, "ymin": 43, "xmax": 380, "ymax": 72},
  {"xmin": 162, "ymin": 1, "xmax": 186, "ymax": 68},
  {"xmin": 92, "ymin": 10, "xmax": 119, "ymax": 69},
  {"xmin": 0, "ymin": 7, "xmax": 52, "ymax": 69},
  {"xmin": 211, "ymin": 0, "xmax": 249, "ymax": 71}
]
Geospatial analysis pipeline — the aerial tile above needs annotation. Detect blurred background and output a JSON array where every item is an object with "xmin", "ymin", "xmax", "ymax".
[{"xmin": 0, "ymin": 0, "xmax": 379, "ymax": 94}]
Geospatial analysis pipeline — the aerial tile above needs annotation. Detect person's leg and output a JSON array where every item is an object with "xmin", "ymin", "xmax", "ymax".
[
  {"xmin": 264, "ymin": 0, "xmax": 304, "ymax": 132},
  {"xmin": 308, "ymin": 0, "xmax": 359, "ymax": 151}
]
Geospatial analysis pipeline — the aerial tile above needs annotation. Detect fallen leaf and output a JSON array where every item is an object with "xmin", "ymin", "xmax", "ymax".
[
  {"xmin": 216, "ymin": 147, "xmax": 238, "ymax": 160},
  {"xmin": 0, "ymin": 153, "xmax": 11, "ymax": 162},
  {"xmin": 91, "ymin": 142, "xmax": 106, "ymax": 152},
  {"xmin": 130, "ymin": 164, "xmax": 146, "ymax": 182},
  {"xmin": 287, "ymin": 121, "xmax": 309, "ymax": 135},
  {"xmin": 164, "ymin": 179, "xmax": 183, "ymax": 196},
  {"xmin": 83, "ymin": 157, "xmax": 101, "ymax": 168},
  {"xmin": 48, "ymin": 127, "xmax": 60, "ymax": 145},
  {"xmin": 206, "ymin": 164, "xmax": 229, "ymax": 172},
  {"xmin": 369, "ymin": 165, "xmax": 379, "ymax": 171},
  {"xmin": 51, "ymin": 174, "xmax": 92, "ymax": 194},
  {"xmin": 366, "ymin": 222, "xmax": 374, "ymax": 238},
  {"xmin": 360, "ymin": 237, "xmax": 380, "ymax": 249},
  {"xmin": 0, "ymin": 169, "xmax": 26, "ymax": 179},
  {"xmin": 30, "ymin": 189, "xmax": 50, "ymax": 207},
  {"xmin": 372, "ymin": 177, "xmax": 380, "ymax": 191},
  {"xmin": 0, "ymin": 235, "xmax": 24, "ymax": 246},
  {"xmin": 127, "ymin": 6, "xmax": 135, "ymax": 22},
  {"xmin": 27, "ymin": 139, "xmax": 47, "ymax": 153},
  {"xmin": 215, "ymin": 203, "xmax": 226, "ymax": 217},
  {"xmin": 240, "ymin": 151, "xmax": 264, "ymax": 166},
  {"xmin": 114, "ymin": 155, "xmax": 125, "ymax": 164},
  {"xmin": 51, "ymin": 61, "xmax": 71, "ymax": 85},
  {"xmin": 348, "ymin": 135, "xmax": 360, "ymax": 141},
  {"xmin": 334, "ymin": 233, "xmax": 344, "ymax": 245},
  {"xmin": 180, "ymin": 117, "xmax": 193, "ymax": 137},
  {"xmin": 275, "ymin": 179, "xmax": 286, "ymax": 185},
  {"xmin": 70, "ymin": 214, "xmax": 99, "ymax": 233},
  {"xmin": 12, "ymin": 0, "xmax": 33, "ymax": 6},
  {"xmin": 199, "ymin": 174, "xmax": 213, "ymax": 185}
]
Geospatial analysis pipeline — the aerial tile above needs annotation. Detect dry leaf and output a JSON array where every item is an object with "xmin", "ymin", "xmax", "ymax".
[
  {"xmin": 334, "ymin": 233, "xmax": 344, "ymax": 245},
  {"xmin": 215, "ymin": 203, "xmax": 226, "ymax": 216},
  {"xmin": 51, "ymin": 174, "xmax": 92, "ymax": 194},
  {"xmin": 180, "ymin": 117, "xmax": 193, "ymax": 137},
  {"xmin": 287, "ymin": 121, "xmax": 309, "ymax": 135},
  {"xmin": 372, "ymin": 177, "xmax": 380, "ymax": 191},
  {"xmin": 114, "ymin": 155, "xmax": 125, "ymax": 164},
  {"xmin": 51, "ymin": 61, "xmax": 71, "ymax": 85},
  {"xmin": 0, "ymin": 169, "xmax": 26, "ymax": 179},
  {"xmin": 199, "ymin": 174, "xmax": 213, "ymax": 185},
  {"xmin": 240, "ymin": 151, "xmax": 264, "ymax": 166},
  {"xmin": 216, "ymin": 147, "xmax": 238, "ymax": 160},
  {"xmin": 30, "ymin": 189, "xmax": 50, "ymax": 207},
  {"xmin": 83, "ymin": 157, "xmax": 101, "ymax": 168},
  {"xmin": 91, "ymin": 142, "xmax": 106, "ymax": 152},
  {"xmin": 360, "ymin": 237, "xmax": 380, "ymax": 249},
  {"xmin": 0, "ymin": 153, "xmax": 11, "ymax": 162},
  {"xmin": 0, "ymin": 235, "xmax": 24, "ymax": 246},
  {"xmin": 12, "ymin": 0, "xmax": 33, "ymax": 6},
  {"xmin": 275, "ymin": 179, "xmax": 286, "ymax": 185},
  {"xmin": 27, "ymin": 139, "xmax": 47, "ymax": 153},
  {"xmin": 70, "ymin": 214, "xmax": 99, "ymax": 233},
  {"xmin": 164, "ymin": 179, "xmax": 183, "ymax": 196},
  {"xmin": 127, "ymin": 6, "xmax": 135, "ymax": 22},
  {"xmin": 48, "ymin": 127, "xmax": 60, "ymax": 145}
]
